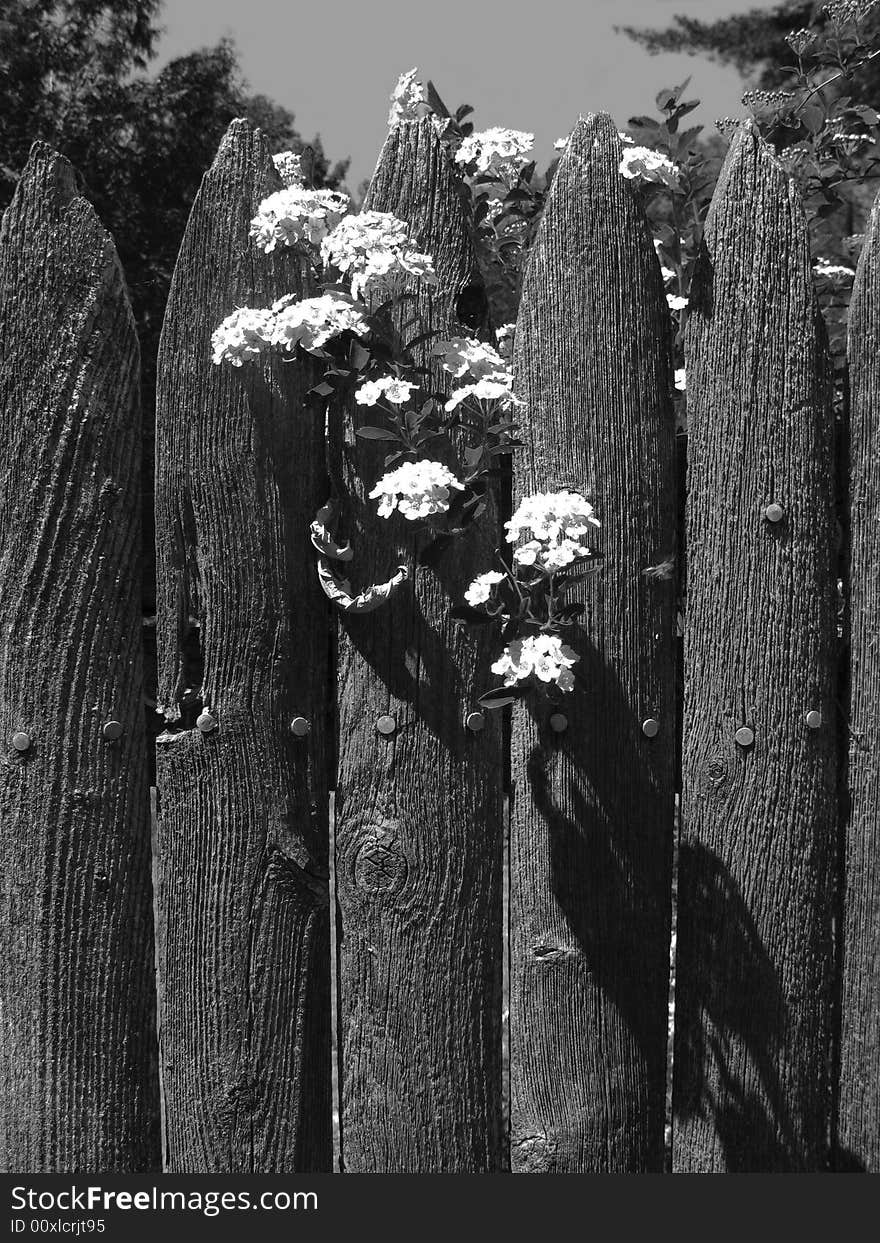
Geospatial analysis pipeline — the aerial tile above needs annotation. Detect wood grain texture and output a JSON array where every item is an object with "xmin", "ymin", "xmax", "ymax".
[
  {"xmin": 673, "ymin": 124, "xmax": 837, "ymax": 1172},
  {"xmin": 838, "ymin": 188, "xmax": 880, "ymax": 1172},
  {"xmin": 509, "ymin": 114, "xmax": 677, "ymax": 1173},
  {"xmin": 331, "ymin": 118, "xmax": 504, "ymax": 1172},
  {"xmin": 154, "ymin": 120, "xmax": 332, "ymax": 1172},
  {"xmin": 0, "ymin": 144, "xmax": 159, "ymax": 1171}
]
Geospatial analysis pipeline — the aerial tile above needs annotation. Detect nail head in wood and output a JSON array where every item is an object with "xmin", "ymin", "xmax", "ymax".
[
  {"xmin": 11, "ymin": 732, "xmax": 31, "ymax": 752},
  {"xmin": 734, "ymin": 726, "xmax": 755, "ymax": 748},
  {"xmin": 102, "ymin": 720, "xmax": 124, "ymax": 741},
  {"xmin": 465, "ymin": 711, "xmax": 485, "ymax": 732},
  {"xmin": 764, "ymin": 503, "xmax": 784, "ymax": 524},
  {"xmin": 291, "ymin": 716, "xmax": 310, "ymax": 737},
  {"xmin": 376, "ymin": 714, "xmax": 396, "ymax": 736},
  {"xmin": 549, "ymin": 713, "xmax": 568, "ymax": 733},
  {"xmin": 196, "ymin": 710, "xmax": 217, "ymax": 734},
  {"xmin": 642, "ymin": 717, "xmax": 660, "ymax": 738},
  {"xmin": 805, "ymin": 710, "xmax": 822, "ymax": 730}
]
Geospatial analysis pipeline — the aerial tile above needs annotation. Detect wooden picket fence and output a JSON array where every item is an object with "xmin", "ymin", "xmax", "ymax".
[{"xmin": 0, "ymin": 112, "xmax": 877, "ymax": 1175}]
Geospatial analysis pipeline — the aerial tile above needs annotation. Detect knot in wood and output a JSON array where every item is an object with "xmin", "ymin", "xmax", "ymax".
[
  {"xmin": 705, "ymin": 756, "xmax": 728, "ymax": 788},
  {"xmin": 353, "ymin": 830, "xmax": 408, "ymax": 897}
]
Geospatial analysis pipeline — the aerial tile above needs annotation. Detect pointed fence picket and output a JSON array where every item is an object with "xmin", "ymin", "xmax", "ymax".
[
  {"xmin": 330, "ymin": 118, "xmax": 504, "ymax": 1173},
  {"xmin": 152, "ymin": 120, "xmax": 332, "ymax": 1173},
  {"xmin": 0, "ymin": 144, "xmax": 159, "ymax": 1171},
  {"xmin": 1, "ymin": 117, "xmax": 878, "ymax": 1176},
  {"xmin": 673, "ymin": 124, "xmax": 838, "ymax": 1173},
  {"xmin": 509, "ymin": 114, "xmax": 677, "ymax": 1173},
  {"xmin": 839, "ymin": 188, "xmax": 880, "ymax": 1173}
]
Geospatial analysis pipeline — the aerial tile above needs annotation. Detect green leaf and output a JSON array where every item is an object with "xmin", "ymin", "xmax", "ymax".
[
  {"xmin": 309, "ymin": 381, "xmax": 335, "ymax": 398},
  {"xmin": 356, "ymin": 426, "xmax": 400, "ymax": 441},
  {"xmin": 478, "ymin": 686, "xmax": 528, "ymax": 709}
]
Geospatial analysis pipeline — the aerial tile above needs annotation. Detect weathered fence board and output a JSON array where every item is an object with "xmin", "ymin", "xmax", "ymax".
[
  {"xmin": 839, "ymin": 189, "xmax": 880, "ymax": 1172},
  {"xmin": 331, "ymin": 118, "xmax": 504, "ymax": 1171},
  {"xmin": 674, "ymin": 124, "xmax": 837, "ymax": 1172},
  {"xmin": 509, "ymin": 114, "xmax": 676, "ymax": 1173},
  {"xmin": 0, "ymin": 144, "xmax": 159, "ymax": 1171},
  {"xmin": 154, "ymin": 120, "xmax": 332, "ymax": 1172}
]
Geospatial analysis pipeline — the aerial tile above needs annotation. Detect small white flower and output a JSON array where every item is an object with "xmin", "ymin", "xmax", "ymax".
[
  {"xmin": 211, "ymin": 307, "xmax": 275, "ymax": 366},
  {"xmin": 661, "ymin": 264, "xmax": 676, "ymax": 283},
  {"xmin": 495, "ymin": 323, "xmax": 516, "ymax": 359},
  {"xmin": 491, "ymin": 634, "xmax": 579, "ymax": 692},
  {"xmin": 272, "ymin": 150, "xmax": 305, "ymax": 188},
  {"xmin": 271, "ymin": 293, "xmax": 368, "ymax": 355},
  {"xmin": 674, "ymin": 368, "xmax": 687, "ymax": 392},
  {"xmin": 464, "ymin": 570, "xmax": 505, "ymax": 606},
  {"xmin": 388, "ymin": 68, "xmax": 427, "ymax": 126},
  {"xmin": 435, "ymin": 336, "xmax": 509, "ymax": 382},
  {"xmin": 553, "ymin": 136, "xmax": 570, "ymax": 151},
  {"xmin": 250, "ymin": 187, "xmax": 350, "ymax": 253},
  {"xmin": 369, "ymin": 460, "xmax": 464, "ymax": 520},
  {"xmin": 455, "ymin": 127, "xmax": 534, "ymax": 180},
  {"xmin": 321, "ymin": 210, "xmax": 437, "ymax": 302},
  {"xmin": 619, "ymin": 146, "xmax": 681, "ymax": 189},
  {"xmin": 355, "ymin": 376, "xmax": 419, "ymax": 406},
  {"xmin": 667, "ymin": 293, "xmax": 689, "ymax": 311}
]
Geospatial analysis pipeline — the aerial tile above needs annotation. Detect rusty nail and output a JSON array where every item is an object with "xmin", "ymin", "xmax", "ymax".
[
  {"xmin": 549, "ymin": 713, "xmax": 568, "ymax": 733},
  {"xmin": 764, "ymin": 503, "xmax": 784, "ymax": 524},
  {"xmin": 291, "ymin": 716, "xmax": 310, "ymax": 737},
  {"xmin": 805, "ymin": 710, "xmax": 822, "ymax": 730},
  {"xmin": 642, "ymin": 717, "xmax": 660, "ymax": 738},
  {"xmin": 196, "ymin": 711, "xmax": 217, "ymax": 734},
  {"xmin": 734, "ymin": 726, "xmax": 755, "ymax": 747},
  {"xmin": 11, "ymin": 732, "xmax": 31, "ymax": 753},
  {"xmin": 102, "ymin": 720, "xmax": 124, "ymax": 741},
  {"xmin": 376, "ymin": 714, "xmax": 396, "ymax": 736},
  {"xmin": 465, "ymin": 711, "xmax": 485, "ymax": 732}
]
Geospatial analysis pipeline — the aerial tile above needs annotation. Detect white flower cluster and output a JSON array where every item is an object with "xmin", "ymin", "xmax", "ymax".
[
  {"xmin": 667, "ymin": 293, "xmax": 689, "ymax": 311},
  {"xmin": 813, "ymin": 256, "xmax": 856, "ymax": 281},
  {"xmin": 271, "ymin": 293, "xmax": 368, "ymax": 355},
  {"xmin": 370, "ymin": 460, "xmax": 464, "ymax": 520},
  {"xmin": 455, "ymin": 127, "xmax": 534, "ymax": 180},
  {"xmin": 445, "ymin": 379, "xmax": 522, "ymax": 412},
  {"xmin": 464, "ymin": 570, "xmax": 505, "ymax": 607},
  {"xmin": 674, "ymin": 368, "xmax": 687, "ymax": 392},
  {"xmin": 250, "ymin": 187, "xmax": 350, "ymax": 254},
  {"xmin": 320, "ymin": 210, "xmax": 437, "ymax": 302},
  {"xmin": 434, "ymin": 336, "xmax": 521, "ymax": 412},
  {"xmin": 388, "ymin": 68, "xmax": 427, "ymax": 126},
  {"xmin": 355, "ymin": 375, "xmax": 419, "ymax": 406},
  {"xmin": 619, "ymin": 146, "xmax": 681, "ymax": 189},
  {"xmin": 505, "ymin": 490, "xmax": 600, "ymax": 572},
  {"xmin": 491, "ymin": 634, "xmax": 579, "ymax": 692},
  {"xmin": 272, "ymin": 150, "xmax": 305, "ymax": 188},
  {"xmin": 211, "ymin": 307, "xmax": 275, "ymax": 366},
  {"xmin": 435, "ymin": 336, "xmax": 508, "ymax": 381}
]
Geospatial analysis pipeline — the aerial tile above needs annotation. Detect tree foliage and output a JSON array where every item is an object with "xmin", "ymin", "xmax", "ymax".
[{"xmin": 0, "ymin": 2, "xmax": 349, "ymax": 397}]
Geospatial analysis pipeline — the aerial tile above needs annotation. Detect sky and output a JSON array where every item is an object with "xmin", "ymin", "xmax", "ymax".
[{"xmin": 154, "ymin": 0, "xmax": 782, "ymax": 190}]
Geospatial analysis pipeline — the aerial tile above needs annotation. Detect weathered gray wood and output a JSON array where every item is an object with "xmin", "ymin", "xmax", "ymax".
[
  {"xmin": 838, "ymin": 188, "xmax": 880, "ymax": 1172},
  {"xmin": 0, "ymin": 144, "xmax": 159, "ymax": 1171},
  {"xmin": 509, "ymin": 113, "xmax": 676, "ymax": 1173},
  {"xmin": 331, "ymin": 118, "xmax": 504, "ymax": 1171},
  {"xmin": 154, "ymin": 119, "xmax": 332, "ymax": 1172},
  {"xmin": 673, "ymin": 123, "xmax": 837, "ymax": 1171}
]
